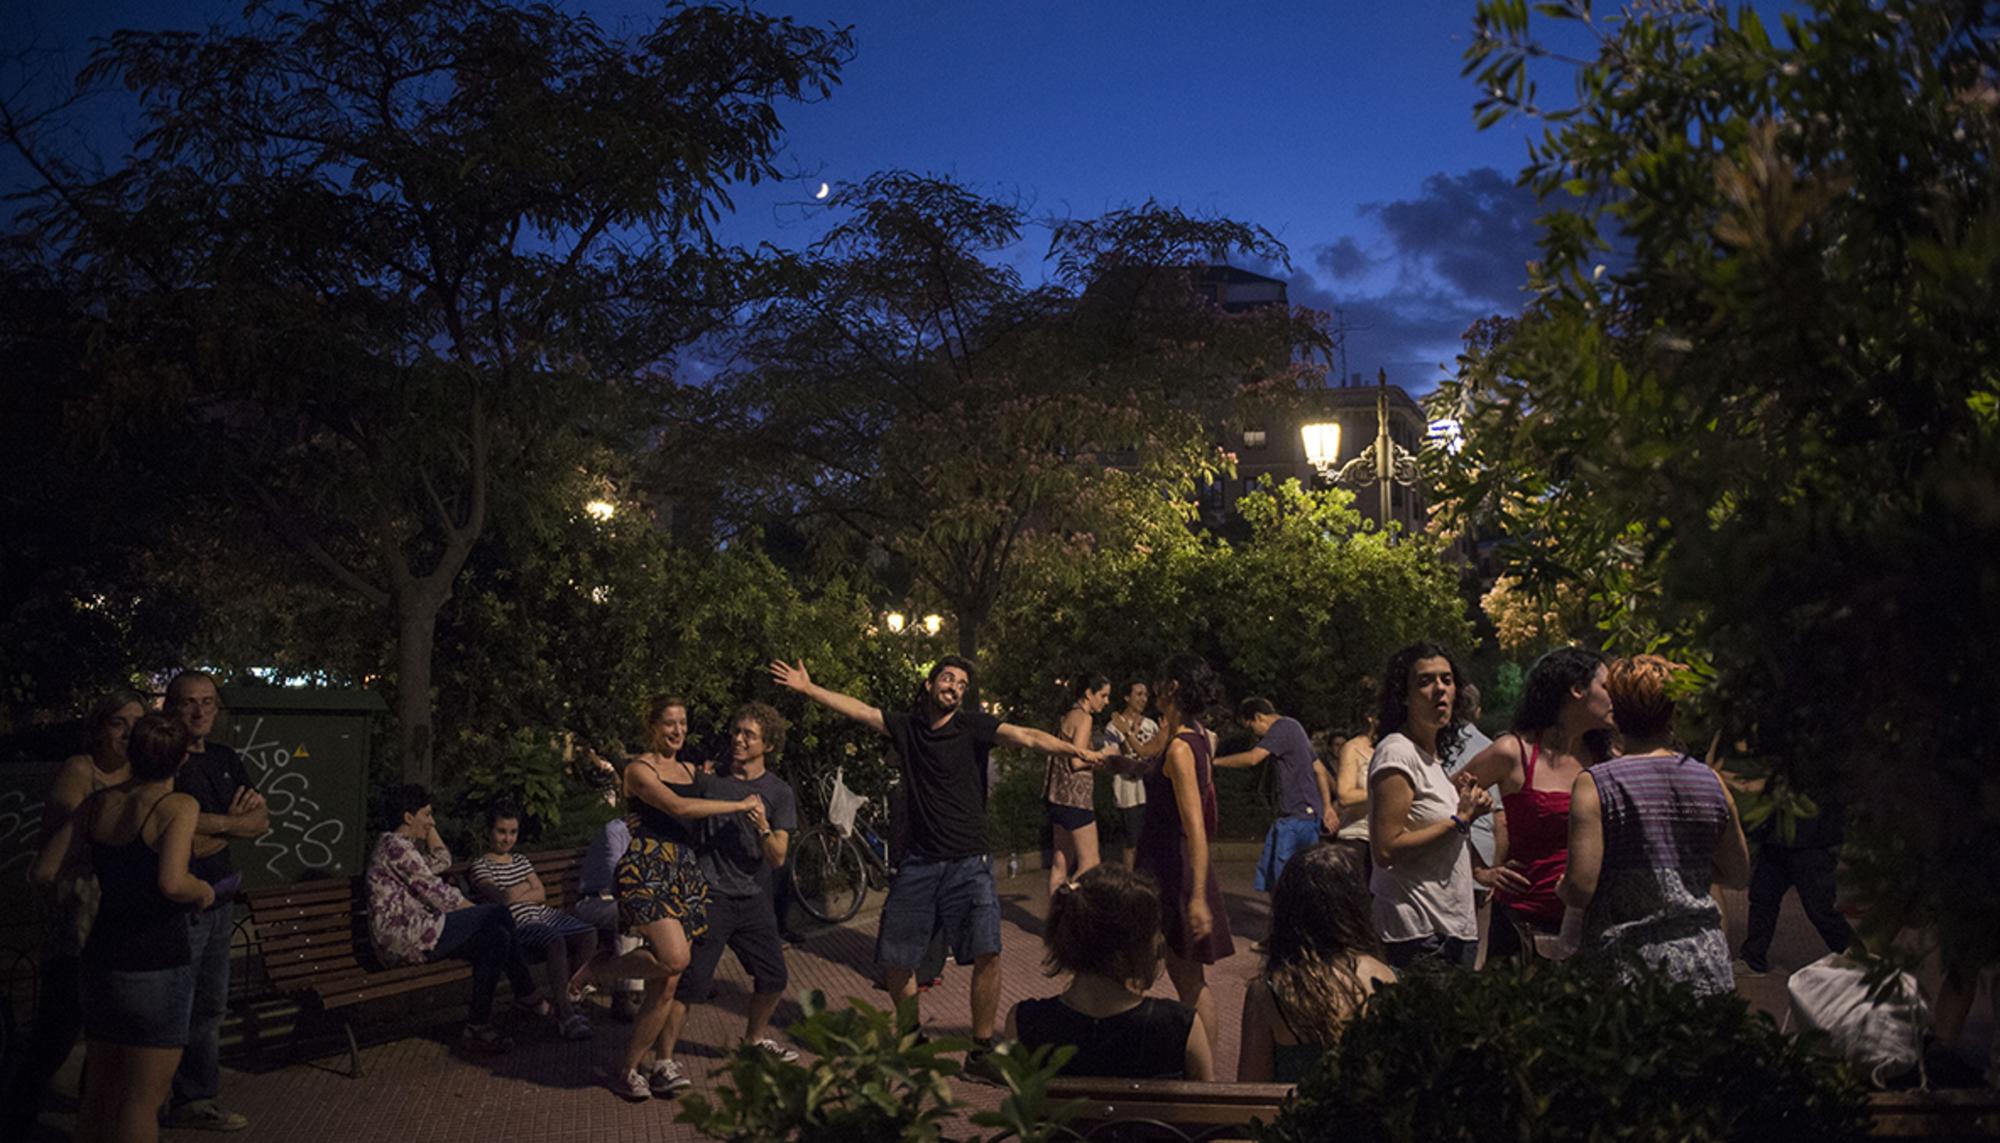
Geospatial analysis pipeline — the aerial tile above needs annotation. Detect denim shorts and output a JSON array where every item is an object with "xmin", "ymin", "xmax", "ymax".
[
  {"xmin": 876, "ymin": 854, "xmax": 1001, "ymax": 970},
  {"xmin": 81, "ymin": 961, "xmax": 195, "ymax": 1048}
]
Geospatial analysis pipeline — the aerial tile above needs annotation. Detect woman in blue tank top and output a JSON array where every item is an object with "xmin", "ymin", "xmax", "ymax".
[{"xmin": 34, "ymin": 713, "xmax": 213, "ymax": 1143}]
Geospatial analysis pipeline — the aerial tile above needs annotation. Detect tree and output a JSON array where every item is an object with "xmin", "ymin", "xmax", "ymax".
[
  {"xmin": 1445, "ymin": 0, "xmax": 1999, "ymax": 967},
  {"xmin": 3, "ymin": 0, "xmax": 852, "ymax": 781},
  {"xmin": 984, "ymin": 479, "xmax": 1475, "ymax": 735},
  {"xmin": 689, "ymin": 172, "xmax": 1331, "ymax": 659}
]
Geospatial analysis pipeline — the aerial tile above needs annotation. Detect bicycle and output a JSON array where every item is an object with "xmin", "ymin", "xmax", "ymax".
[{"xmin": 789, "ymin": 769, "xmax": 894, "ymax": 924}]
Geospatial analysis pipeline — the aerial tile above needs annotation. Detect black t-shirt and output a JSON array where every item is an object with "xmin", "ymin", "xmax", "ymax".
[
  {"xmin": 693, "ymin": 769, "xmax": 799, "ymax": 899},
  {"xmin": 175, "ymin": 741, "xmax": 254, "ymax": 884},
  {"xmin": 885, "ymin": 708, "xmax": 1001, "ymax": 859}
]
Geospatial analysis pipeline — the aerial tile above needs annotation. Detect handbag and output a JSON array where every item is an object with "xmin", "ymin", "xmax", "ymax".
[{"xmin": 1784, "ymin": 951, "xmax": 1930, "ymax": 1089}]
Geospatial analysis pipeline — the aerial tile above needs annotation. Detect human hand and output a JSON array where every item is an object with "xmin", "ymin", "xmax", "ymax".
[
  {"xmin": 745, "ymin": 803, "xmax": 769, "ymax": 834},
  {"xmin": 228, "ymin": 785, "xmax": 266, "ymax": 817},
  {"xmin": 1475, "ymin": 862, "xmax": 1532, "ymax": 895},
  {"xmin": 1321, "ymin": 806, "xmax": 1339, "ymax": 835},
  {"xmin": 1187, "ymin": 896, "xmax": 1213, "ymax": 942},
  {"xmin": 1457, "ymin": 783, "xmax": 1493, "ymax": 821},
  {"xmin": 193, "ymin": 880, "xmax": 216, "ymax": 911},
  {"xmin": 769, "ymin": 660, "xmax": 813, "ymax": 692}
]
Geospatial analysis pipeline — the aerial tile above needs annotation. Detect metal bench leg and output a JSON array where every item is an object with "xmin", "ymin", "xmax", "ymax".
[{"xmin": 345, "ymin": 1019, "xmax": 364, "ymax": 1079}]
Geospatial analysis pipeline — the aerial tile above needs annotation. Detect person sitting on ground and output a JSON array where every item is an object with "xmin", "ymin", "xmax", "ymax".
[
  {"xmin": 469, "ymin": 802, "xmax": 602, "ymax": 1040},
  {"xmin": 1560, "ymin": 656, "xmax": 1750, "ymax": 995},
  {"xmin": 1238, "ymin": 843, "xmax": 1395, "ymax": 1082},
  {"xmin": 1006, "ymin": 864, "xmax": 1211, "ymax": 1080},
  {"xmin": 32, "ymin": 713, "xmax": 210, "ymax": 1143},
  {"xmin": 366, "ymin": 784, "xmax": 547, "ymax": 1054}
]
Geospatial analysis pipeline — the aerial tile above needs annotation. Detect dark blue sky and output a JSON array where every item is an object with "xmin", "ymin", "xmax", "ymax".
[{"xmin": 6, "ymin": 0, "xmax": 1567, "ymax": 390}]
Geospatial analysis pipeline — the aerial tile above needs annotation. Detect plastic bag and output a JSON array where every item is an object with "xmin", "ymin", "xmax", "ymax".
[{"xmin": 827, "ymin": 767, "xmax": 866, "ymax": 839}]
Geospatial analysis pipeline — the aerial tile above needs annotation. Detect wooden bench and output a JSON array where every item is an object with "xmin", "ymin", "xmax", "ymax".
[
  {"xmin": 1045, "ymin": 1079, "xmax": 1290, "ymax": 1143},
  {"xmin": 1042, "ymin": 1079, "xmax": 2000, "ymax": 1140},
  {"xmin": 242, "ymin": 845, "xmax": 590, "ymax": 1077}
]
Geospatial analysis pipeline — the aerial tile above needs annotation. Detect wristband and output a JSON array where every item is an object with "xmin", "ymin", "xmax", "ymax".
[{"xmin": 1450, "ymin": 814, "xmax": 1471, "ymax": 834}]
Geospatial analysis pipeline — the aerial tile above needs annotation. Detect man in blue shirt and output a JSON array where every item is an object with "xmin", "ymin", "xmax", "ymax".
[{"xmin": 1215, "ymin": 699, "xmax": 1332, "ymax": 895}]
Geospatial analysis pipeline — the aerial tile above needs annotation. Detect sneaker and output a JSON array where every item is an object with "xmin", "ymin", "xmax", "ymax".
[
  {"xmin": 460, "ymin": 1024, "xmax": 515, "ymax": 1055},
  {"xmin": 559, "ymin": 1013, "xmax": 594, "ymax": 1041},
  {"xmin": 611, "ymin": 1067, "xmax": 652, "ymax": 1102},
  {"xmin": 647, "ymin": 1058, "xmax": 692, "ymax": 1097},
  {"xmin": 749, "ymin": 1037, "xmax": 800, "ymax": 1062},
  {"xmin": 1733, "ymin": 956, "xmax": 1770, "ymax": 977},
  {"xmin": 163, "ymin": 1101, "xmax": 250, "ymax": 1132},
  {"xmin": 962, "ymin": 1043, "xmax": 1005, "ymax": 1085}
]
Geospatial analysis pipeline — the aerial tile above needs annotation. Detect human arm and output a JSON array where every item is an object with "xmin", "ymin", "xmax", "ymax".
[
  {"xmin": 40, "ymin": 755, "xmax": 99, "ymax": 842},
  {"xmin": 1473, "ymin": 807, "xmax": 1532, "ymax": 894},
  {"xmin": 1184, "ymin": 1012, "xmax": 1215, "ymax": 1082},
  {"xmin": 627, "ymin": 762, "xmax": 762, "ymax": 821},
  {"xmin": 1459, "ymin": 735, "xmax": 1525, "ymax": 796},
  {"xmin": 1335, "ymin": 739, "xmax": 1370, "ymax": 817},
  {"xmin": 524, "ymin": 867, "xmax": 548, "ymax": 904},
  {"xmin": 1056, "ymin": 709, "xmax": 1097, "ymax": 772},
  {"xmin": 154, "ymin": 793, "xmax": 216, "ymax": 908},
  {"xmin": 1368, "ymin": 767, "xmax": 1491, "ymax": 870},
  {"xmin": 1710, "ymin": 771, "xmax": 1752, "ymax": 890},
  {"xmin": 1314, "ymin": 759, "xmax": 1338, "ymax": 832},
  {"xmin": 769, "ymin": 660, "xmax": 886, "ymax": 735},
  {"xmin": 1164, "ymin": 739, "xmax": 1214, "ymax": 940},
  {"xmin": 1236, "ymin": 984, "xmax": 1274, "ymax": 1083},
  {"xmin": 743, "ymin": 801, "xmax": 790, "ymax": 868},
  {"xmin": 469, "ymin": 860, "xmax": 538, "ymax": 906},
  {"xmin": 1212, "ymin": 745, "xmax": 1270, "ymax": 771},
  {"xmin": 383, "ymin": 834, "xmax": 469, "ymax": 914},
  {"xmin": 998, "ymin": 720, "xmax": 1106, "ymax": 764},
  {"xmin": 1558, "ymin": 773, "xmax": 1604, "ymax": 908},
  {"xmin": 30, "ymin": 799, "xmax": 90, "ymax": 885},
  {"xmin": 197, "ymin": 755, "xmax": 272, "ymax": 839}
]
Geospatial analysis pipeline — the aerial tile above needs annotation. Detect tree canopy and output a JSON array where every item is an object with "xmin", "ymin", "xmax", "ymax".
[{"xmin": 1443, "ymin": 0, "xmax": 1999, "ymax": 966}]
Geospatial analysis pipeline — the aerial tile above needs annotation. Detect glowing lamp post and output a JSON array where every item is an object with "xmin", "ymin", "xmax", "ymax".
[{"xmin": 1301, "ymin": 368, "xmax": 1420, "ymax": 528}]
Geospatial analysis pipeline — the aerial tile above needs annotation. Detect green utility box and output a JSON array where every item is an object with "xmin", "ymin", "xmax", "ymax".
[{"xmin": 219, "ymin": 686, "xmax": 385, "ymax": 888}]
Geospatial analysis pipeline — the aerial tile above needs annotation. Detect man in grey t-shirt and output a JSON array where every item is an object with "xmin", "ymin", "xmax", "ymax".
[
  {"xmin": 1216, "ymin": 698, "xmax": 1333, "ymax": 894},
  {"xmin": 658, "ymin": 702, "xmax": 801, "ymax": 1070}
]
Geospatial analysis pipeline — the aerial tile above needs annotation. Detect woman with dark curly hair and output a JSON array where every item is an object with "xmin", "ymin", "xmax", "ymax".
[
  {"xmin": 1368, "ymin": 642, "xmax": 1492, "ymax": 968},
  {"xmin": 1460, "ymin": 646, "xmax": 1616, "ymax": 959},
  {"xmin": 1238, "ymin": 843, "xmax": 1394, "ymax": 1082},
  {"xmin": 1127, "ymin": 653, "xmax": 1236, "ymax": 1059}
]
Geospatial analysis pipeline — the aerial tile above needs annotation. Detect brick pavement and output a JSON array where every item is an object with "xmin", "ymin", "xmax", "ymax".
[{"xmin": 20, "ymin": 858, "xmax": 1915, "ymax": 1143}]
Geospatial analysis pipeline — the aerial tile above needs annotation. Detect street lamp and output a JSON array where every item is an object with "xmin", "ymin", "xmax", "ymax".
[
  {"xmin": 584, "ymin": 498, "xmax": 617, "ymax": 522},
  {"xmin": 885, "ymin": 611, "xmax": 908, "ymax": 634},
  {"xmin": 1300, "ymin": 368, "xmax": 1420, "ymax": 526},
  {"xmin": 922, "ymin": 613, "xmax": 943, "ymax": 637}
]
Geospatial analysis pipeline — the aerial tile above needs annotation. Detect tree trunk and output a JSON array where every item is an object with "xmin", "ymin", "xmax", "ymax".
[
  {"xmin": 956, "ymin": 606, "xmax": 984, "ymax": 663},
  {"xmin": 394, "ymin": 591, "xmax": 443, "ymax": 786}
]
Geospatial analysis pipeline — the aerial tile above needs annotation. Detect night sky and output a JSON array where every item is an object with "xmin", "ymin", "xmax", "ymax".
[{"xmin": 5, "ymin": 0, "xmax": 1568, "ymax": 392}]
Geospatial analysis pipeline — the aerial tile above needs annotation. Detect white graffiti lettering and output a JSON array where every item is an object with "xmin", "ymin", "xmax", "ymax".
[{"xmin": 236, "ymin": 717, "xmax": 347, "ymax": 878}]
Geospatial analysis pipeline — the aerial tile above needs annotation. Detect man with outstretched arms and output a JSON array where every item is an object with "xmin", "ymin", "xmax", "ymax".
[{"xmin": 770, "ymin": 655, "xmax": 1108, "ymax": 1072}]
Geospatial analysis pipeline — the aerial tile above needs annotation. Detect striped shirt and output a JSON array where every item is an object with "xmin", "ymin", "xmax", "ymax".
[{"xmin": 468, "ymin": 853, "xmax": 544, "ymax": 927}]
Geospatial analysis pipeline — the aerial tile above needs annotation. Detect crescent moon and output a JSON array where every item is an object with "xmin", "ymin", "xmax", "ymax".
[{"xmin": 815, "ymin": 182, "xmax": 831, "ymax": 200}]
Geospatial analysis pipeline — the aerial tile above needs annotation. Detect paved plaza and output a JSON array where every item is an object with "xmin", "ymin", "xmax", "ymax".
[{"xmin": 18, "ymin": 856, "xmax": 1925, "ymax": 1143}]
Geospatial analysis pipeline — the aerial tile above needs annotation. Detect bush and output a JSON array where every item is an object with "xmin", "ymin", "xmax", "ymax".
[
  {"xmin": 678, "ymin": 991, "xmax": 1078, "ymax": 1143},
  {"xmin": 1260, "ymin": 958, "xmax": 1867, "ymax": 1143}
]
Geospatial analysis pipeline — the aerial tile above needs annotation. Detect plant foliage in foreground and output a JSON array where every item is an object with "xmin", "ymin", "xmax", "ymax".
[{"xmin": 1261, "ymin": 958, "xmax": 1867, "ymax": 1143}]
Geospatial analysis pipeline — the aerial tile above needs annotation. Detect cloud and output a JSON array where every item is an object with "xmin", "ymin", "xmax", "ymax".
[
  {"xmin": 1361, "ymin": 167, "xmax": 1543, "ymax": 306},
  {"xmin": 1314, "ymin": 236, "xmax": 1377, "ymax": 281},
  {"xmin": 1277, "ymin": 166, "xmax": 1552, "ymax": 393}
]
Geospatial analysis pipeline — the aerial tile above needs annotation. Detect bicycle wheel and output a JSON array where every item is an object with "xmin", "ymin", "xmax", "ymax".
[{"xmin": 790, "ymin": 825, "xmax": 868, "ymax": 923}]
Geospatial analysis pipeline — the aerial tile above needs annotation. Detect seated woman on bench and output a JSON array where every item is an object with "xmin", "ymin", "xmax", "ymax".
[
  {"xmin": 367, "ymin": 784, "xmax": 546, "ymax": 1055},
  {"xmin": 1237, "ymin": 842, "xmax": 1394, "ymax": 1082},
  {"xmin": 1005, "ymin": 865, "xmax": 1212, "ymax": 1080},
  {"xmin": 469, "ymin": 801, "xmax": 601, "ymax": 1041}
]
